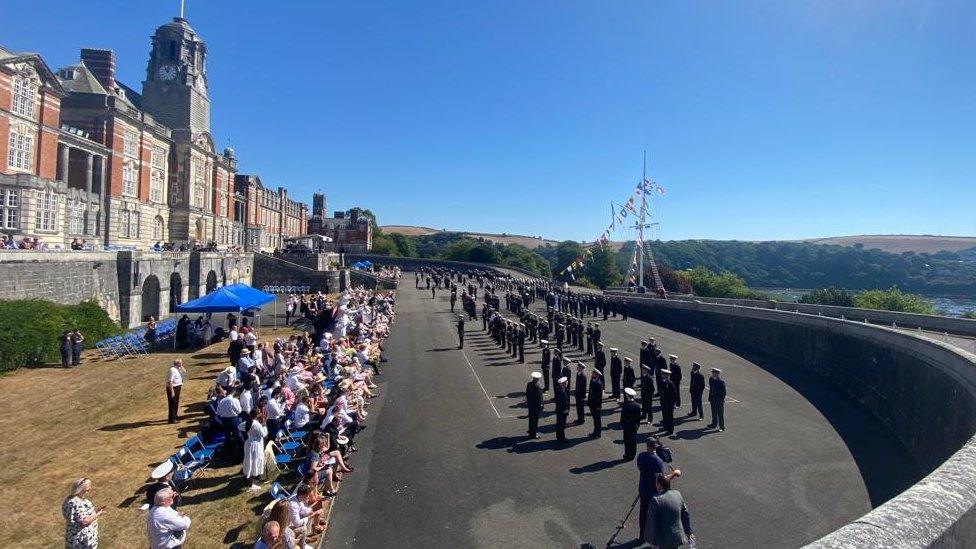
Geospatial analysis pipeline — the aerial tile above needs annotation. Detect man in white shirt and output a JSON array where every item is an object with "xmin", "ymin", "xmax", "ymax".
[
  {"xmin": 147, "ymin": 488, "xmax": 190, "ymax": 549},
  {"xmin": 216, "ymin": 392, "xmax": 243, "ymax": 420},
  {"xmin": 240, "ymin": 387, "xmax": 255, "ymax": 415},
  {"xmin": 255, "ymin": 520, "xmax": 280, "ymax": 549},
  {"xmin": 228, "ymin": 327, "xmax": 239, "ymax": 342},
  {"xmin": 165, "ymin": 360, "xmax": 186, "ymax": 424},
  {"xmin": 287, "ymin": 485, "xmax": 322, "ymax": 540}
]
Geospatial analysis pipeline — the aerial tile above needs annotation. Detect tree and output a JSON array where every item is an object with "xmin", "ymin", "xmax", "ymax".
[
  {"xmin": 680, "ymin": 267, "xmax": 766, "ymax": 299},
  {"xmin": 388, "ymin": 233, "xmax": 416, "ymax": 257},
  {"xmin": 584, "ymin": 245, "xmax": 622, "ymax": 289},
  {"xmin": 853, "ymin": 287, "xmax": 934, "ymax": 314},
  {"xmin": 799, "ymin": 287, "xmax": 855, "ymax": 307},
  {"xmin": 349, "ymin": 207, "xmax": 380, "ymax": 234},
  {"xmin": 553, "ymin": 240, "xmax": 584, "ymax": 278}
]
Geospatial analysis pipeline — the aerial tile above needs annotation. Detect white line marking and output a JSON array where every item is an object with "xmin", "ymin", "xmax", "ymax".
[{"xmin": 460, "ymin": 346, "xmax": 502, "ymax": 419}]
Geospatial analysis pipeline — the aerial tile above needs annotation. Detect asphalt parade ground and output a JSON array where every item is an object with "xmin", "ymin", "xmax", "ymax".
[{"xmin": 326, "ymin": 279, "xmax": 919, "ymax": 548}]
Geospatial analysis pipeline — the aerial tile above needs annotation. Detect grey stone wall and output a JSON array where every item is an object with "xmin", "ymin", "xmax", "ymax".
[
  {"xmin": 251, "ymin": 253, "xmax": 339, "ymax": 294},
  {"xmin": 614, "ymin": 295, "xmax": 976, "ymax": 548}
]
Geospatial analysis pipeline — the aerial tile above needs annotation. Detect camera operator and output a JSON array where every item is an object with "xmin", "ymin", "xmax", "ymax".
[{"xmin": 637, "ymin": 436, "xmax": 681, "ymax": 542}]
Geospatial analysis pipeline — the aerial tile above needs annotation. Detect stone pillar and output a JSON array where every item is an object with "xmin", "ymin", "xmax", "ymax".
[
  {"xmin": 98, "ymin": 156, "xmax": 108, "ymax": 241},
  {"xmin": 85, "ymin": 153, "xmax": 94, "ymax": 195},
  {"xmin": 59, "ymin": 144, "xmax": 70, "ymax": 182}
]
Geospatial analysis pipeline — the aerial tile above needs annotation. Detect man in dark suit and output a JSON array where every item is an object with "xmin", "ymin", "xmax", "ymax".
[
  {"xmin": 609, "ymin": 348, "xmax": 623, "ymax": 400},
  {"xmin": 554, "ymin": 377, "xmax": 570, "ymax": 442},
  {"xmin": 587, "ymin": 369, "xmax": 604, "ymax": 438},
  {"xmin": 620, "ymin": 387, "xmax": 642, "ymax": 460},
  {"xmin": 669, "ymin": 355, "xmax": 683, "ymax": 409},
  {"xmin": 708, "ymin": 368, "xmax": 727, "ymax": 431},
  {"xmin": 594, "ymin": 342, "xmax": 607, "ymax": 379},
  {"xmin": 640, "ymin": 364, "xmax": 655, "ymax": 423},
  {"xmin": 689, "ymin": 363, "xmax": 705, "ymax": 420},
  {"xmin": 574, "ymin": 363, "xmax": 587, "ymax": 425},
  {"xmin": 644, "ymin": 474, "xmax": 694, "ymax": 548},
  {"xmin": 659, "ymin": 370, "xmax": 677, "ymax": 436},
  {"xmin": 526, "ymin": 372, "xmax": 544, "ymax": 439}
]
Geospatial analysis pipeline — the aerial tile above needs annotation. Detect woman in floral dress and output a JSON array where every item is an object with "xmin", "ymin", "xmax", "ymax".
[{"xmin": 62, "ymin": 478, "xmax": 104, "ymax": 548}]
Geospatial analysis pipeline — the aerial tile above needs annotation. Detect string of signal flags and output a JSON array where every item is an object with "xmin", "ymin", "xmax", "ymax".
[{"xmin": 558, "ymin": 177, "xmax": 666, "ymax": 279}]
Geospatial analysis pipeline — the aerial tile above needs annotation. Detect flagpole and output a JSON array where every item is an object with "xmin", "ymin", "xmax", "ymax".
[{"xmin": 639, "ymin": 150, "xmax": 646, "ymax": 289}]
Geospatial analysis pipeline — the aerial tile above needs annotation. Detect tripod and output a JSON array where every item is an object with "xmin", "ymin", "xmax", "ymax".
[{"xmin": 606, "ymin": 494, "xmax": 640, "ymax": 548}]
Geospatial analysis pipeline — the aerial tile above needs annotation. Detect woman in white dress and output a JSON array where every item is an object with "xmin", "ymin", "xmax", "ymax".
[{"xmin": 241, "ymin": 408, "xmax": 268, "ymax": 490}]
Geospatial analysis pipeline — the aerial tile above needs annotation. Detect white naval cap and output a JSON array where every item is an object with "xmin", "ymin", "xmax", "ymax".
[
  {"xmin": 531, "ymin": 372, "xmax": 543, "ymax": 379},
  {"xmin": 609, "ymin": 347, "xmax": 618, "ymax": 352},
  {"xmin": 558, "ymin": 377, "xmax": 568, "ymax": 384},
  {"xmin": 624, "ymin": 357, "xmax": 632, "ymax": 362},
  {"xmin": 661, "ymin": 369, "xmax": 672, "ymax": 374},
  {"xmin": 591, "ymin": 369, "xmax": 603, "ymax": 377},
  {"xmin": 624, "ymin": 388, "xmax": 637, "ymax": 397},
  {"xmin": 540, "ymin": 339, "xmax": 549, "ymax": 344},
  {"xmin": 712, "ymin": 367, "xmax": 723, "ymax": 373},
  {"xmin": 669, "ymin": 354, "xmax": 678, "ymax": 360}
]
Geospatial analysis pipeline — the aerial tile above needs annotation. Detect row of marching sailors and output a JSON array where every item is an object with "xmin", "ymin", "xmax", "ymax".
[{"xmin": 525, "ymin": 340, "xmax": 728, "ymax": 461}]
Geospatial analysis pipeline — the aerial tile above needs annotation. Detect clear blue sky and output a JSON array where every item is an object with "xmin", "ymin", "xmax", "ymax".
[{"xmin": 4, "ymin": 1, "xmax": 974, "ymax": 241}]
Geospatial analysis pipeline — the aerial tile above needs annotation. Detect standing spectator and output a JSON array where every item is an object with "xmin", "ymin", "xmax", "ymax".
[
  {"xmin": 62, "ymin": 477, "xmax": 104, "ymax": 549},
  {"xmin": 285, "ymin": 295, "xmax": 296, "ymax": 325},
  {"xmin": 147, "ymin": 488, "xmax": 191, "ymax": 549},
  {"xmin": 71, "ymin": 330, "xmax": 85, "ymax": 366},
  {"xmin": 60, "ymin": 331, "xmax": 73, "ymax": 369},
  {"xmin": 644, "ymin": 474, "xmax": 694, "ymax": 548},
  {"xmin": 175, "ymin": 315, "xmax": 190, "ymax": 349},
  {"xmin": 202, "ymin": 319, "xmax": 213, "ymax": 347},
  {"xmin": 242, "ymin": 408, "xmax": 268, "ymax": 490},
  {"xmin": 166, "ymin": 360, "xmax": 186, "ymax": 424},
  {"xmin": 145, "ymin": 317, "xmax": 158, "ymax": 351}
]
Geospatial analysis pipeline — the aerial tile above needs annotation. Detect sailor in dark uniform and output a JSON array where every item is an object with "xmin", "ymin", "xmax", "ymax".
[
  {"xmin": 689, "ymin": 362, "xmax": 705, "ymax": 420},
  {"xmin": 540, "ymin": 342, "xmax": 551, "ymax": 393},
  {"xmin": 609, "ymin": 348, "xmax": 623, "ymax": 400},
  {"xmin": 652, "ymin": 348, "xmax": 667, "ymax": 396},
  {"xmin": 592, "ymin": 323, "xmax": 602, "ymax": 350},
  {"xmin": 574, "ymin": 362, "xmax": 587, "ymax": 425},
  {"xmin": 594, "ymin": 342, "xmax": 607, "ymax": 379},
  {"xmin": 587, "ymin": 369, "xmax": 604, "ymax": 437},
  {"xmin": 560, "ymin": 356, "xmax": 573, "ymax": 392},
  {"xmin": 526, "ymin": 372, "xmax": 544, "ymax": 439},
  {"xmin": 456, "ymin": 315, "xmax": 465, "ymax": 349},
  {"xmin": 517, "ymin": 323, "xmax": 526, "ymax": 363},
  {"xmin": 586, "ymin": 322, "xmax": 594, "ymax": 354},
  {"xmin": 640, "ymin": 364, "xmax": 655, "ymax": 423},
  {"xmin": 708, "ymin": 368, "xmax": 727, "ymax": 431},
  {"xmin": 658, "ymin": 369, "xmax": 677, "ymax": 435},
  {"xmin": 554, "ymin": 376, "xmax": 570, "ymax": 442},
  {"xmin": 623, "ymin": 357, "xmax": 636, "ymax": 390},
  {"xmin": 621, "ymin": 300, "xmax": 628, "ymax": 321},
  {"xmin": 669, "ymin": 355, "xmax": 683, "ymax": 409},
  {"xmin": 620, "ymin": 387, "xmax": 642, "ymax": 460}
]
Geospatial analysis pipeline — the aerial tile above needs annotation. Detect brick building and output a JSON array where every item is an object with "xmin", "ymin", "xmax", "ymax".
[
  {"xmin": 0, "ymin": 15, "xmax": 316, "ymax": 249},
  {"xmin": 308, "ymin": 207, "xmax": 373, "ymax": 253}
]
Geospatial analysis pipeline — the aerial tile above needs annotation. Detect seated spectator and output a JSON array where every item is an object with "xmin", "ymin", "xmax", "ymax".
[{"xmin": 255, "ymin": 520, "xmax": 281, "ymax": 549}]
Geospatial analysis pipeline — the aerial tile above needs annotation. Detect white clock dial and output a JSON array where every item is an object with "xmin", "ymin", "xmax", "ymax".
[{"xmin": 158, "ymin": 65, "xmax": 177, "ymax": 81}]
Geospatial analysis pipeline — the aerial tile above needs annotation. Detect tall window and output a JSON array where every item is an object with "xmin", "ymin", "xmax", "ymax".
[
  {"xmin": 67, "ymin": 200, "xmax": 85, "ymax": 234},
  {"xmin": 131, "ymin": 210, "xmax": 140, "ymax": 238},
  {"xmin": 193, "ymin": 161, "xmax": 206, "ymax": 208},
  {"xmin": 11, "ymin": 75, "xmax": 37, "ymax": 118},
  {"xmin": 7, "ymin": 127, "xmax": 33, "ymax": 171},
  {"xmin": 151, "ymin": 146, "xmax": 165, "ymax": 168},
  {"xmin": 123, "ymin": 131, "xmax": 138, "ymax": 157},
  {"xmin": 118, "ymin": 209, "xmax": 140, "ymax": 238},
  {"xmin": 34, "ymin": 189, "xmax": 59, "ymax": 232},
  {"xmin": 122, "ymin": 162, "xmax": 138, "ymax": 197},
  {"xmin": 150, "ymin": 170, "xmax": 164, "ymax": 203},
  {"xmin": 152, "ymin": 215, "xmax": 165, "ymax": 240},
  {"xmin": 0, "ymin": 189, "xmax": 19, "ymax": 229}
]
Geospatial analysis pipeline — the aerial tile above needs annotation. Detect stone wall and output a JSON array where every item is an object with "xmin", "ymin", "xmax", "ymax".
[
  {"xmin": 251, "ymin": 252, "xmax": 340, "ymax": 294},
  {"xmin": 614, "ymin": 295, "xmax": 976, "ymax": 548},
  {"xmin": 0, "ymin": 250, "xmax": 253, "ymax": 327}
]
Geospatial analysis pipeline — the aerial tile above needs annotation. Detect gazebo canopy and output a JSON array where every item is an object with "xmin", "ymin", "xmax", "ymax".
[{"xmin": 175, "ymin": 283, "xmax": 275, "ymax": 313}]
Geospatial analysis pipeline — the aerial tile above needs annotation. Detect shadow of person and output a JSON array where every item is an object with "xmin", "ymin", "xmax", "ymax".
[
  {"xmin": 670, "ymin": 426, "xmax": 710, "ymax": 440},
  {"xmin": 569, "ymin": 457, "xmax": 629, "ymax": 474}
]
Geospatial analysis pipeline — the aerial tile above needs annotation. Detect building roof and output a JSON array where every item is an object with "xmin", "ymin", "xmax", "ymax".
[
  {"xmin": 57, "ymin": 62, "xmax": 108, "ymax": 95},
  {"xmin": 0, "ymin": 44, "xmax": 68, "ymax": 96}
]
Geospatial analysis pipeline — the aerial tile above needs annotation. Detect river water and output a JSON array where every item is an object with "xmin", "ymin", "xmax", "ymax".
[{"xmin": 758, "ymin": 288, "xmax": 976, "ymax": 318}]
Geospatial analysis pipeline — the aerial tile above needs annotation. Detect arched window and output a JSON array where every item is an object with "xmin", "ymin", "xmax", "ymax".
[
  {"xmin": 150, "ymin": 169, "xmax": 164, "ymax": 203},
  {"xmin": 152, "ymin": 215, "xmax": 165, "ymax": 241},
  {"xmin": 7, "ymin": 124, "xmax": 33, "ymax": 171},
  {"xmin": 11, "ymin": 75, "xmax": 37, "ymax": 119}
]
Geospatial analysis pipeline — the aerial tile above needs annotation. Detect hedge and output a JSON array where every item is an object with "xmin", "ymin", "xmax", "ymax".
[{"xmin": 0, "ymin": 299, "xmax": 122, "ymax": 373}]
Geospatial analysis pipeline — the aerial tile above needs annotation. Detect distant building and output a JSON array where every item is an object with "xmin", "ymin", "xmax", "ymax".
[
  {"xmin": 308, "ymin": 207, "xmax": 372, "ymax": 252},
  {"xmin": 235, "ymin": 174, "xmax": 308, "ymax": 252}
]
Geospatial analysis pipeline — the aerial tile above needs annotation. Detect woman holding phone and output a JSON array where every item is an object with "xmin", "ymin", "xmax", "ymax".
[{"xmin": 62, "ymin": 477, "xmax": 105, "ymax": 548}]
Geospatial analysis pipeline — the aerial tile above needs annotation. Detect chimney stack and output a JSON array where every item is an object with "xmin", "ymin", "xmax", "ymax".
[{"xmin": 80, "ymin": 48, "xmax": 116, "ymax": 93}]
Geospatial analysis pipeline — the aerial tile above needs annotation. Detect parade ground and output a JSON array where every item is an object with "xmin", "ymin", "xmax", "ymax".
[{"xmin": 326, "ymin": 280, "xmax": 921, "ymax": 548}]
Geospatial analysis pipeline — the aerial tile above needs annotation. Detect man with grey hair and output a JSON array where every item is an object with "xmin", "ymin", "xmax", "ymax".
[
  {"xmin": 255, "ymin": 520, "xmax": 281, "ymax": 549},
  {"xmin": 147, "ymin": 487, "xmax": 191, "ymax": 548}
]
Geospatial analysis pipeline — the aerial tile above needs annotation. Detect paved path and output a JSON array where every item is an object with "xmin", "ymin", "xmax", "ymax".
[{"xmin": 326, "ymin": 281, "xmax": 919, "ymax": 548}]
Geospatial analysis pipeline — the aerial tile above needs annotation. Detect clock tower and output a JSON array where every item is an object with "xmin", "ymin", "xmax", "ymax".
[{"xmin": 141, "ymin": 17, "xmax": 210, "ymax": 137}]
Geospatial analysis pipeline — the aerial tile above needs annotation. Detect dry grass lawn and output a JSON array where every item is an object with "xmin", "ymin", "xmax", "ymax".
[{"xmin": 0, "ymin": 328, "xmax": 325, "ymax": 548}]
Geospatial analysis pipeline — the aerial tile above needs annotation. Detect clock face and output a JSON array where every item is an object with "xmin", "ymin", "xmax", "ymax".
[{"xmin": 158, "ymin": 65, "xmax": 177, "ymax": 81}]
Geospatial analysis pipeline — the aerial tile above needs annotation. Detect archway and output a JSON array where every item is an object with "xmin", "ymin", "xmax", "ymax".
[
  {"xmin": 169, "ymin": 272, "xmax": 183, "ymax": 313},
  {"xmin": 206, "ymin": 270, "xmax": 218, "ymax": 294},
  {"xmin": 141, "ymin": 275, "xmax": 161, "ymax": 321}
]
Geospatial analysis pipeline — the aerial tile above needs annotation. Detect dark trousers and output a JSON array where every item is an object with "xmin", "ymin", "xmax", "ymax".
[
  {"xmin": 641, "ymin": 398, "xmax": 653, "ymax": 422},
  {"xmin": 556, "ymin": 412, "xmax": 567, "ymax": 441},
  {"xmin": 458, "ymin": 334, "xmax": 464, "ymax": 349},
  {"xmin": 639, "ymin": 494, "xmax": 650, "ymax": 540},
  {"xmin": 674, "ymin": 383, "xmax": 681, "ymax": 407},
  {"xmin": 518, "ymin": 346, "xmax": 524, "ymax": 363},
  {"xmin": 528, "ymin": 409, "xmax": 540, "ymax": 437},
  {"xmin": 586, "ymin": 339, "xmax": 592, "ymax": 354},
  {"xmin": 661, "ymin": 406, "xmax": 674, "ymax": 434},
  {"xmin": 611, "ymin": 376, "xmax": 621, "ymax": 399},
  {"xmin": 710, "ymin": 400, "xmax": 725, "ymax": 429},
  {"xmin": 623, "ymin": 427, "xmax": 637, "ymax": 460},
  {"xmin": 542, "ymin": 369, "xmax": 550, "ymax": 392},
  {"xmin": 589, "ymin": 405, "xmax": 602, "ymax": 436},
  {"xmin": 691, "ymin": 392, "xmax": 704, "ymax": 418},
  {"xmin": 575, "ymin": 399, "xmax": 585, "ymax": 423},
  {"xmin": 167, "ymin": 385, "xmax": 182, "ymax": 423}
]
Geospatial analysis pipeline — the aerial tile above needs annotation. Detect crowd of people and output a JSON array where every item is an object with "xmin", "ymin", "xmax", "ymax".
[{"xmin": 62, "ymin": 282, "xmax": 397, "ymax": 549}]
